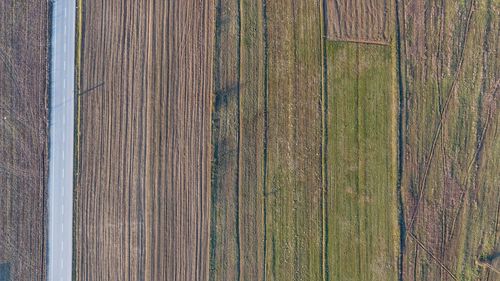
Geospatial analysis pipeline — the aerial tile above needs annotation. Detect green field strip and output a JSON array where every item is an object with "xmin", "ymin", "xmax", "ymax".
[
  {"xmin": 264, "ymin": 0, "xmax": 324, "ymax": 280},
  {"xmin": 210, "ymin": 0, "xmax": 242, "ymax": 279},
  {"xmin": 401, "ymin": 0, "xmax": 499, "ymax": 279},
  {"xmin": 74, "ymin": 0, "xmax": 83, "ymax": 278},
  {"xmin": 325, "ymin": 41, "xmax": 399, "ymax": 281},
  {"xmin": 210, "ymin": 0, "xmax": 268, "ymax": 280},
  {"xmin": 238, "ymin": 0, "xmax": 267, "ymax": 280}
]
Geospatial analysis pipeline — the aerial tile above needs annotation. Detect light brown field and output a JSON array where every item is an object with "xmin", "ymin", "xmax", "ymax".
[{"xmin": 327, "ymin": 0, "xmax": 391, "ymax": 43}]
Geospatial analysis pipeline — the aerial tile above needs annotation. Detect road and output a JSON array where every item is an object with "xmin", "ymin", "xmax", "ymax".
[{"xmin": 48, "ymin": 0, "xmax": 76, "ymax": 280}]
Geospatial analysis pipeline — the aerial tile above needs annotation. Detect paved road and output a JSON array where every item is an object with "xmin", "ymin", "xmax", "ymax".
[{"xmin": 48, "ymin": 0, "xmax": 76, "ymax": 280}]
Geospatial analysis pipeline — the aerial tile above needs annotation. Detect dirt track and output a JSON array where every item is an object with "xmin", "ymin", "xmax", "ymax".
[
  {"xmin": 74, "ymin": 0, "xmax": 214, "ymax": 280},
  {"xmin": 0, "ymin": 1, "xmax": 49, "ymax": 280}
]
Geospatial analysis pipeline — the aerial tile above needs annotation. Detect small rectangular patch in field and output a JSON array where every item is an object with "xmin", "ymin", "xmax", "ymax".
[
  {"xmin": 0, "ymin": 263, "xmax": 10, "ymax": 281},
  {"xmin": 327, "ymin": 0, "xmax": 390, "ymax": 43}
]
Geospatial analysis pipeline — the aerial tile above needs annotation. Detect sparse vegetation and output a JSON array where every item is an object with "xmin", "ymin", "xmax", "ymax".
[{"xmin": 401, "ymin": 0, "xmax": 499, "ymax": 280}]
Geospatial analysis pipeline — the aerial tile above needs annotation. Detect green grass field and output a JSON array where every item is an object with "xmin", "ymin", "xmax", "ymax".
[{"xmin": 325, "ymin": 41, "xmax": 399, "ymax": 281}]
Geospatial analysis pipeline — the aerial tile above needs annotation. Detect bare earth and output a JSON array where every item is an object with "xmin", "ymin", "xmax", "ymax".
[
  {"xmin": 74, "ymin": 0, "xmax": 214, "ymax": 280},
  {"xmin": 0, "ymin": 1, "xmax": 49, "ymax": 280}
]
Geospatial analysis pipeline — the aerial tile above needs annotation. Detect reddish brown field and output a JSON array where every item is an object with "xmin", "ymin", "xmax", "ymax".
[
  {"xmin": 74, "ymin": 0, "xmax": 214, "ymax": 280},
  {"xmin": 0, "ymin": 1, "xmax": 49, "ymax": 280}
]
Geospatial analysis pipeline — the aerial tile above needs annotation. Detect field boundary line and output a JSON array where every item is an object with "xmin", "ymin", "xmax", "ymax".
[
  {"xmin": 328, "ymin": 37, "xmax": 390, "ymax": 46},
  {"xmin": 73, "ymin": 0, "xmax": 82, "ymax": 277},
  {"xmin": 236, "ymin": 0, "xmax": 243, "ymax": 278},
  {"xmin": 394, "ymin": 0, "xmax": 407, "ymax": 280},
  {"xmin": 261, "ymin": 0, "xmax": 269, "ymax": 280},
  {"xmin": 320, "ymin": 0, "xmax": 329, "ymax": 279}
]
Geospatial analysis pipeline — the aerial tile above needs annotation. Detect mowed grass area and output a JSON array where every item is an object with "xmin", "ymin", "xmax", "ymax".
[
  {"xmin": 401, "ymin": 0, "xmax": 499, "ymax": 280},
  {"xmin": 325, "ymin": 41, "xmax": 399, "ymax": 281},
  {"xmin": 0, "ymin": 1, "xmax": 48, "ymax": 280}
]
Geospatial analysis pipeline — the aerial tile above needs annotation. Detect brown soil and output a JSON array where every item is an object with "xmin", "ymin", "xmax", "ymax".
[
  {"xmin": 74, "ymin": 0, "xmax": 214, "ymax": 280},
  {"xmin": 0, "ymin": 1, "xmax": 49, "ymax": 280}
]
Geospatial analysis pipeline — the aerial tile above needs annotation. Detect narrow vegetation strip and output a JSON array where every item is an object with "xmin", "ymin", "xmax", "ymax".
[{"xmin": 264, "ymin": 1, "xmax": 324, "ymax": 280}]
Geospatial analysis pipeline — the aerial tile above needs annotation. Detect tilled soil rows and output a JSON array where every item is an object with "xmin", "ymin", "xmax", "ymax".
[
  {"xmin": 74, "ymin": 0, "xmax": 214, "ymax": 280},
  {"xmin": 0, "ymin": 1, "xmax": 49, "ymax": 280}
]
